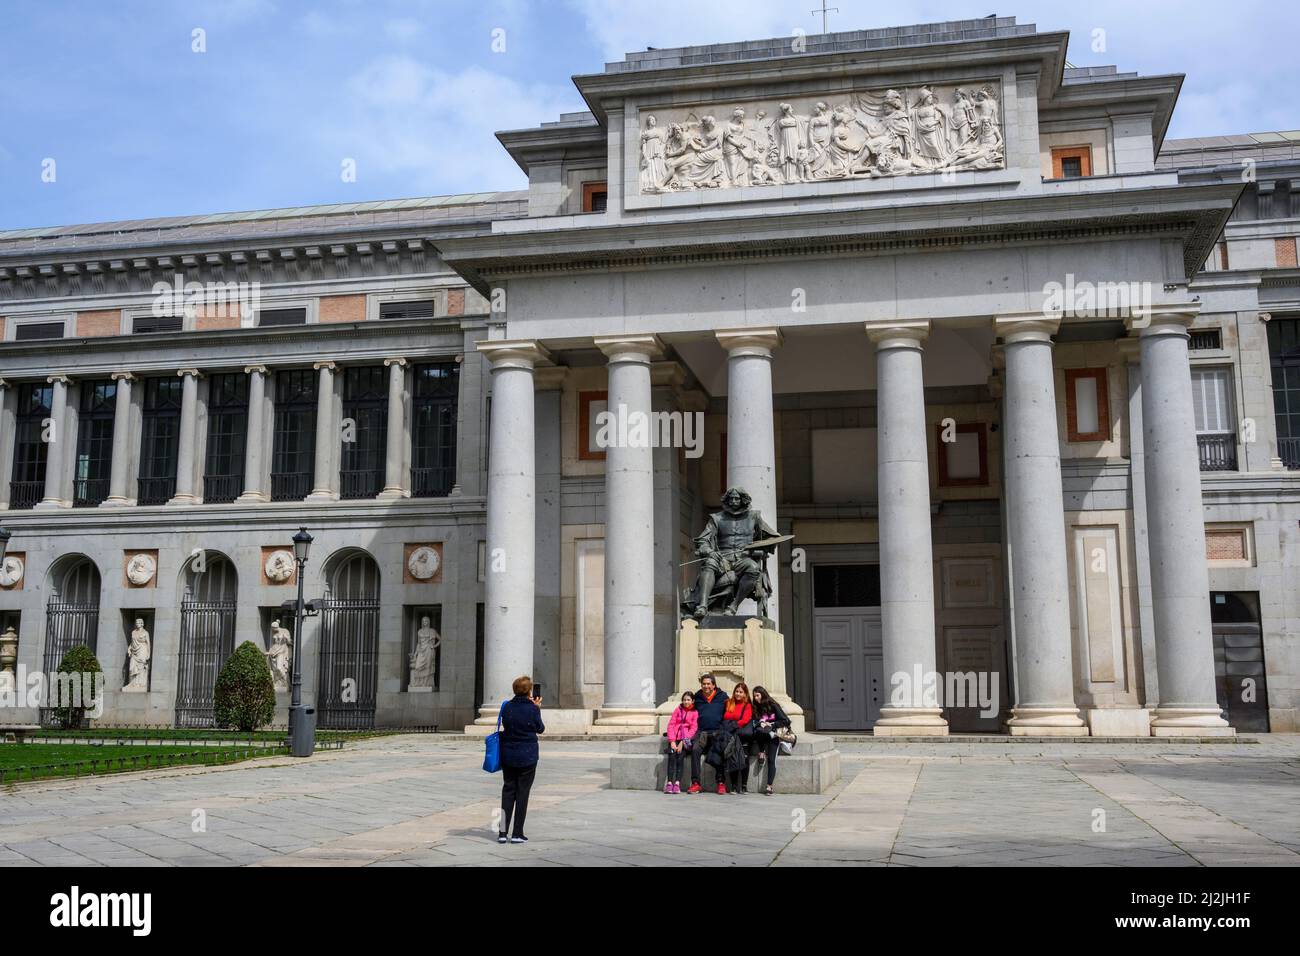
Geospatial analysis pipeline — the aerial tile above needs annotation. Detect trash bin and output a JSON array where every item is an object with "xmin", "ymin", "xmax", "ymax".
[{"xmin": 289, "ymin": 704, "xmax": 316, "ymax": 757}]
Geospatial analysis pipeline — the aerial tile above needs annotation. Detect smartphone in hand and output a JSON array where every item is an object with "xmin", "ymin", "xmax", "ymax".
[{"xmin": 530, "ymin": 682, "xmax": 543, "ymax": 701}]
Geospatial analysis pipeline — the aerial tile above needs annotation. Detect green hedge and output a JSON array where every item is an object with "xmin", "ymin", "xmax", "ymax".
[
  {"xmin": 54, "ymin": 644, "xmax": 103, "ymax": 730},
  {"xmin": 213, "ymin": 641, "xmax": 276, "ymax": 732}
]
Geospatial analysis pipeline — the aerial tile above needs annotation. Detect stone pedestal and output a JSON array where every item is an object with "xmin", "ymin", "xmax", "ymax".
[
  {"xmin": 654, "ymin": 618, "xmax": 805, "ymax": 733},
  {"xmin": 609, "ymin": 733, "xmax": 840, "ymax": 793},
  {"xmin": 1085, "ymin": 708, "xmax": 1152, "ymax": 737}
]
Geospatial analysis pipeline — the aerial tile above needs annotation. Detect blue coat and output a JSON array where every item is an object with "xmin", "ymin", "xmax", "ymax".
[
  {"xmin": 499, "ymin": 694, "xmax": 545, "ymax": 768},
  {"xmin": 693, "ymin": 688, "xmax": 730, "ymax": 732}
]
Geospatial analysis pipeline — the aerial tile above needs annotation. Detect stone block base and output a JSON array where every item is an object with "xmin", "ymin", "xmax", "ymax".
[
  {"xmin": 463, "ymin": 707, "xmax": 597, "ymax": 736},
  {"xmin": 609, "ymin": 733, "xmax": 841, "ymax": 794},
  {"xmin": 1085, "ymin": 708, "xmax": 1151, "ymax": 737},
  {"xmin": 1151, "ymin": 725, "xmax": 1237, "ymax": 737},
  {"xmin": 1008, "ymin": 724, "xmax": 1090, "ymax": 736}
]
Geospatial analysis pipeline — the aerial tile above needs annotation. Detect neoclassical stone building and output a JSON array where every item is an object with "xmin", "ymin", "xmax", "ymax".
[{"xmin": 1, "ymin": 17, "xmax": 1297, "ymax": 734}]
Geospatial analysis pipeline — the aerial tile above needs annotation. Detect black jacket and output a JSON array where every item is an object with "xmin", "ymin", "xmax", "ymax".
[
  {"xmin": 499, "ymin": 694, "xmax": 545, "ymax": 768},
  {"xmin": 752, "ymin": 700, "xmax": 791, "ymax": 734},
  {"xmin": 693, "ymin": 688, "xmax": 730, "ymax": 732}
]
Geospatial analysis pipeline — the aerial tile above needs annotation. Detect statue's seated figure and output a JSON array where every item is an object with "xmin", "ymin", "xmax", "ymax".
[{"xmin": 683, "ymin": 486, "xmax": 779, "ymax": 620}]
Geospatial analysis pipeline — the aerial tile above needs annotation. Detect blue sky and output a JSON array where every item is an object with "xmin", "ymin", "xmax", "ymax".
[{"xmin": 1, "ymin": 0, "xmax": 1293, "ymax": 231}]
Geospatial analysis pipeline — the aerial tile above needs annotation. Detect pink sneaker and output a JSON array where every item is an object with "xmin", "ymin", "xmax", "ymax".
[
  {"xmin": 663, "ymin": 783, "xmax": 673, "ymax": 794},
  {"xmin": 671, "ymin": 782, "xmax": 681, "ymax": 794}
]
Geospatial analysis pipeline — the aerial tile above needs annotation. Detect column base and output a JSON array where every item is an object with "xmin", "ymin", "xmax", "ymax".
[
  {"xmin": 1007, "ymin": 706, "xmax": 1089, "ymax": 736},
  {"xmin": 376, "ymin": 487, "xmax": 406, "ymax": 500},
  {"xmin": 236, "ymin": 491, "xmax": 268, "ymax": 503},
  {"xmin": 166, "ymin": 494, "xmax": 198, "ymax": 506},
  {"xmin": 99, "ymin": 497, "xmax": 131, "ymax": 508},
  {"xmin": 873, "ymin": 707, "xmax": 949, "ymax": 736},
  {"xmin": 33, "ymin": 499, "xmax": 67, "ymax": 510},
  {"xmin": 1150, "ymin": 706, "xmax": 1235, "ymax": 736},
  {"xmin": 305, "ymin": 490, "xmax": 338, "ymax": 503},
  {"xmin": 593, "ymin": 707, "xmax": 658, "ymax": 735}
]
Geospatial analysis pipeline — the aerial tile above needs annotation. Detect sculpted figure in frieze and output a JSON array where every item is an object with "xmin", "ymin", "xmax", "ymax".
[{"xmin": 639, "ymin": 81, "xmax": 1004, "ymax": 194}]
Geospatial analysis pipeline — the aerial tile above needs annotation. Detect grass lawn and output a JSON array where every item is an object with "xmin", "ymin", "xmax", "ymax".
[
  {"xmin": 29, "ymin": 727, "xmax": 395, "ymax": 744},
  {"xmin": 0, "ymin": 742, "xmax": 288, "ymax": 784}
]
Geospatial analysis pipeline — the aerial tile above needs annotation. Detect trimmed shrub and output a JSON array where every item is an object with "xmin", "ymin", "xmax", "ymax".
[
  {"xmin": 54, "ymin": 644, "xmax": 104, "ymax": 729},
  {"xmin": 213, "ymin": 641, "xmax": 276, "ymax": 732}
]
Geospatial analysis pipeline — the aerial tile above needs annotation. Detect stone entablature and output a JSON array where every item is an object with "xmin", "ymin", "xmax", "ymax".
[{"xmin": 636, "ymin": 81, "xmax": 1004, "ymax": 195}]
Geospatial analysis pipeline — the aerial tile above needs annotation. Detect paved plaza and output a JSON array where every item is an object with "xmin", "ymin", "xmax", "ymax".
[{"xmin": 1, "ymin": 735, "xmax": 1297, "ymax": 867}]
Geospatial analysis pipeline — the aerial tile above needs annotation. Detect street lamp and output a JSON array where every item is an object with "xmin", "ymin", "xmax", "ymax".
[{"xmin": 288, "ymin": 527, "xmax": 316, "ymax": 757}]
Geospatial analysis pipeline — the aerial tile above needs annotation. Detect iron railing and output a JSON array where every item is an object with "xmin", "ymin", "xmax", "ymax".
[
  {"xmin": 317, "ymin": 598, "xmax": 380, "ymax": 729},
  {"xmin": 340, "ymin": 468, "xmax": 383, "ymax": 500},
  {"xmin": 1197, "ymin": 433, "xmax": 1238, "ymax": 472},
  {"xmin": 411, "ymin": 465, "xmax": 455, "ymax": 498},
  {"xmin": 1279, "ymin": 436, "xmax": 1300, "ymax": 470},
  {"xmin": 73, "ymin": 477, "xmax": 110, "ymax": 508},
  {"xmin": 40, "ymin": 601, "xmax": 100, "ymax": 728},
  {"xmin": 203, "ymin": 474, "xmax": 242, "ymax": 504},
  {"xmin": 270, "ymin": 471, "xmax": 311, "ymax": 502},
  {"xmin": 175, "ymin": 599, "xmax": 237, "ymax": 728},
  {"xmin": 137, "ymin": 475, "xmax": 176, "ymax": 505},
  {"xmin": 8, "ymin": 480, "xmax": 44, "ymax": 509}
]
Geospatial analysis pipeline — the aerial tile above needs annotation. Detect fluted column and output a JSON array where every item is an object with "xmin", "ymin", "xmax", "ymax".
[
  {"xmin": 715, "ymin": 328, "xmax": 782, "ymax": 624},
  {"xmin": 594, "ymin": 334, "xmax": 662, "ymax": 725},
  {"xmin": 470, "ymin": 340, "xmax": 550, "ymax": 728},
  {"xmin": 237, "ymin": 365, "xmax": 269, "ymax": 502},
  {"xmin": 378, "ymin": 357, "xmax": 407, "ymax": 499},
  {"xmin": 35, "ymin": 374, "xmax": 71, "ymax": 510},
  {"xmin": 102, "ymin": 372, "xmax": 135, "ymax": 507},
  {"xmin": 997, "ymin": 315, "xmax": 1086, "ymax": 735},
  {"xmin": 168, "ymin": 368, "xmax": 202, "ymax": 505},
  {"xmin": 1128, "ymin": 307, "xmax": 1233, "ymax": 735},
  {"xmin": 306, "ymin": 361, "xmax": 338, "ymax": 502},
  {"xmin": 867, "ymin": 320, "xmax": 948, "ymax": 735}
]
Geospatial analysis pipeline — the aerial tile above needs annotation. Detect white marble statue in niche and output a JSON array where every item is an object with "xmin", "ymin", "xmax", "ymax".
[
  {"xmin": 264, "ymin": 619, "xmax": 292, "ymax": 692},
  {"xmin": 408, "ymin": 616, "xmax": 440, "ymax": 691},
  {"xmin": 639, "ymin": 82, "xmax": 1004, "ymax": 194},
  {"xmin": 124, "ymin": 619, "xmax": 151, "ymax": 692}
]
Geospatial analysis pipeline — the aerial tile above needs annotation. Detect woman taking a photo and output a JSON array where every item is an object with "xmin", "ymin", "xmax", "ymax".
[
  {"xmin": 498, "ymin": 675, "xmax": 545, "ymax": 844},
  {"xmin": 749, "ymin": 685, "xmax": 791, "ymax": 795}
]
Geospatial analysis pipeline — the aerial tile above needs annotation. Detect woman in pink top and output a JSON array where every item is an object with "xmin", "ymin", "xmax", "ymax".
[{"xmin": 664, "ymin": 692, "xmax": 699, "ymax": 793}]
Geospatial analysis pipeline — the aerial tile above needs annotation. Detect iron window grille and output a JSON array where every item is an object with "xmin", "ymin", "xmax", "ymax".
[
  {"xmin": 203, "ymin": 373, "xmax": 249, "ymax": 503},
  {"xmin": 340, "ymin": 366, "xmax": 387, "ymax": 499},
  {"xmin": 73, "ymin": 380, "xmax": 117, "ymax": 507},
  {"xmin": 13, "ymin": 321, "xmax": 65, "ymax": 341},
  {"xmin": 9, "ymin": 382, "xmax": 53, "ymax": 509},
  {"xmin": 258, "ymin": 307, "xmax": 307, "ymax": 327},
  {"xmin": 132, "ymin": 314, "xmax": 184, "ymax": 334},
  {"xmin": 271, "ymin": 369, "xmax": 316, "ymax": 501},
  {"xmin": 138, "ymin": 377, "xmax": 182, "ymax": 505},
  {"xmin": 1189, "ymin": 328, "xmax": 1223, "ymax": 351},
  {"xmin": 411, "ymin": 362, "xmax": 459, "ymax": 497},
  {"xmin": 378, "ymin": 300, "xmax": 437, "ymax": 321},
  {"xmin": 1267, "ymin": 316, "xmax": 1300, "ymax": 470}
]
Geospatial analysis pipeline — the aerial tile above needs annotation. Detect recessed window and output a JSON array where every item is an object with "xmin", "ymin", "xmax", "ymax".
[
  {"xmin": 9, "ymin": 383, "xmax": 53, "ymax": 509},
  {"xmin": 138, "ymin": 377, "xmax": 183, "ymax": 505},
  {"xmin": 1189, "ymin": 328, "xmax": 1223, "ymax": 351},
  {"xmin": 132, "ymin": 315, "xmax": 184, "ymax": 334},
  {"xmin": 270, "ymin": 369, "xmax": 317, "ymax": 501},
  {"xmin": 340, "ymin": 366, "xmax": 387, "ymax": 499},
  {"xmin": 1065, "ymin": 368, "xmax": 1110, "ymax": 442},
  {"xmin": 378, "ymin": 300, "xmax": 437, "ymax": 321},
  {"xmin": 258, "ymin": 307, "xmax": 307, "ymax": 327},
  {"xmin": 582, "ymin": 181, "xmax": 608, "ymax": 213},
  {"xmin": 578, "ymin": 390, "xmax": 608, "ymax": 461},
  {"xmin": 1051, "ymin": 146, "xmax": 1093, "ymax": 179},
  {"xmin": 937, "ymin": 422, "xmax": 988, "ymax": 486},
  {"xmin": 13, "ymin": 321, "xmax": 66, "ymax": 341},
  {"xmin": 203, "ymin": 373, "xmax": 249, "ymax": 504},
  {"xmin": 412, "ymin": 362, "xmax": 460, "ymax": 498},
  {"xmin": 1192, "ymin": 367, "xmax": 1237, "ymax": 471},
  {"xmin": 74, "ymin": 380, "xmax": 117, "ymax": 507}
]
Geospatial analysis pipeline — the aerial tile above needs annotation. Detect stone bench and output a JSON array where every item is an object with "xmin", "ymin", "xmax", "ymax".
[
  {"xmin": 0, "ymin": 725, "xmax": 41, "ymax": 744},
  {"xmin": 609, "ymin": 732, "xmax": 840, "ymax": 793}
]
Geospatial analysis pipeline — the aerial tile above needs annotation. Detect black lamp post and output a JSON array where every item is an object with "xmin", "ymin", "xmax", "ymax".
[{"xmin": 288, "ymin": 527, "xmax": 316, "ymax": 757}]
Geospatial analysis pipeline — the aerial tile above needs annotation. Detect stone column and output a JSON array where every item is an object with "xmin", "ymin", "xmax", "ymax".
[
  {"xmin": 996, "ymin": 315, "xmax": 1086, "ymax": 735},
  {"xmin": 0, "ymin": 378, "xmax": 10, "ymax": 509},
  {"xmin": 102, "ymin": 372, "xmax": 135, "ymax": 507},
  {"xmin": 35, "ymin": 374, "xmax": 71, "ymax": 509},
  {"xmin": 594, "ymin": 334, "xmax": 662, "ymax": 727},
  {"xmin": 237, "ymin": 365, "xmax": 269, "ymax": 502},
  {"xmin": 306, "ymin": 361, "xmax": 338, "ymax": 502},
  {"xmin": 168, "ymin": 368, "xmax": 201, "ymax": 505},
  {"xmin": 1128, "ymin": 308, "xmax": 1233, "ymax": 735},
  {"xmin": 715, "ymin": 328, "xmax": 782, "ymax": 624},
  {"xmin": 471, "ymin": 340, "xmax": 550, "ymax": 727},
  {"xmin": 379, "ymin": 357, "xmax": 407, "ymax": 499},
  {"xmin": 866, "ymin": 321, "xmax": 948, "ymax": 735}
]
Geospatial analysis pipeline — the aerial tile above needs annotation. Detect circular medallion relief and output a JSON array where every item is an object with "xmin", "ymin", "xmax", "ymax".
[
  {"xmin": 126, "ymin": 553, "xmax": 157, "ymax": 586},
  {"xmin": 406, "ymin": 546, "xmax": 440, "ymax": 581},
  {"xmin": 0, "ymin": 555, "xmax": 24, "ymax": 588},
  {"xmin": 264, "ymin": 549, "xmax": 296, "ymax": 584}
]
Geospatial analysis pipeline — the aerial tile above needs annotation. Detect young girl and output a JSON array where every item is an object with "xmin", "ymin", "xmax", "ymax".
[
  {"xmin": 722, "ymin": 683, "xmax": 753, "ymax": 794},
  {"xmin": 664, "ymin": 692, "xmax": 698, "ymax": 794},
  {"xmin": 750, "ymin": 685, "xmax": 792, "ymax": 795}
]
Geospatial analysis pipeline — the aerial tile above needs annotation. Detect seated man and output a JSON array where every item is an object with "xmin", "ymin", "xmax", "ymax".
[{"xmin": 686, "ymin": 673, "xmax": 729, "ymax": 794}]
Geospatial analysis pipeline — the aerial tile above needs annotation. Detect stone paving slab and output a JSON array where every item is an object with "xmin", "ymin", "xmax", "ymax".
[{"xmin": 1, "ymin": 735, "xmax": 1296, "ymax": 867}]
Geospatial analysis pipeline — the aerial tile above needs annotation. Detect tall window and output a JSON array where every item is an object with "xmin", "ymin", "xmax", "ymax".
[
  {"xmin": 138, "ymin": 377, "xmax": 182, "ymax": 504},
  {"xmin": 1191, "ymin": 367, "xmax": 1237, "ymax": 472},
  {"xmin": 340, "ymin": 366, "xmax": 387, "ymax": 499},
  {"xmin": 204, "ymin": 373, "xmax": 249, "ymax": 503},
  {"xmin": 411, "ymin": 362, "xmax": 459, "ymax": 497},
  {"xmin": 9, "ymin": 383, "xmax": 52, "ymax": 509},
  {"xmin": 1267, "ymin": 316, "xmax": 1300, "ymax": 469},
  {"xmin": 73, "ymin": 380, "xmax": 116, "ymax": 507},
  {"xmin": 271, "ymin": 369, "xmax": 316, "ymax": 501}
]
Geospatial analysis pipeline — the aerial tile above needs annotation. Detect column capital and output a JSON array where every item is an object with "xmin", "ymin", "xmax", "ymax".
[
  {"xmin": 176, "ymin": 368, "xmax": 202, "ymax": 379},
  {"xmin": 110, "ymin": 371, "xmax": 136, "ymax": 383},
  {"xmin": 383, "ymin": 356, "xmax": 409, "ymax": 368},
  {"xmin": 476, "ymin": 339, "xmax": 551, "ymax": 370},
  {"xmin": 312, "ymin": 361, "xmax": 337, "ymax": 372},
  {"xmin": 244, "ymin": 364, "xmax": 269, "ymax": 376},
  {"xmin": 715, "ymin": 327, "xmax": 782, "ymax": 357},
  {"xmin": 865, "ymin": 319, "xmax": 930, "ymax": 349},
  {"xmin": 47, "ymin": 374, "xmax": 72, "ymax": 385},
  {"xmin": 995, "ymin": 313, "xmax": 1060, "ymax": 344},
  {"xmin": 594, "ymin": 333, "xmax": 663, "ymax": 363},
  {"xmin": 1126, "ymin": 304, "xmax": 1200, "ymax": 338}
]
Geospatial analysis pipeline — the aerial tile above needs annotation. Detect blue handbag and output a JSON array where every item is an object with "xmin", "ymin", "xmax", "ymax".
[{"xmin": 482, "ymin": 701, "xmax": 507, "ymax": 773}]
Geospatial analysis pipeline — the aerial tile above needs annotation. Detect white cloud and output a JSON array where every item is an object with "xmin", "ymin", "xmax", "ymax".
[{"xmin": 383, "ymin": 17, "xmax": 426, "ymax": 42}]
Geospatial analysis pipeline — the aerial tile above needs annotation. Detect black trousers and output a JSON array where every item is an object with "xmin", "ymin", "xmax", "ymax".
[
  {"xmin": 689, "ymin": 731, "xmax": 717, "ymax": 784},
  {"xmin": 753, "ymin": 734, "xmax": 780, "ymax": 786},
  {"xmin": 665, "ymin": 746, "xmax": 685, "ymax": 784},
  {"xmin": 501, "ymin": 763, "xmax": 537, "ymax": 837}
]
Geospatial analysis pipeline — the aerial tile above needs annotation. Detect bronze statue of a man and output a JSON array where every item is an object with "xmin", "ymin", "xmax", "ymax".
[{"xmin": 684, "ymin": 486, "xmax": 779, "ymax": 620}]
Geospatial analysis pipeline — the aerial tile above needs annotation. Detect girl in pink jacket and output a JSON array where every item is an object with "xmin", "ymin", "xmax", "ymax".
[{"xmin": 664, "ymin": 693, "xmax": 699, "ymax": 794}]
